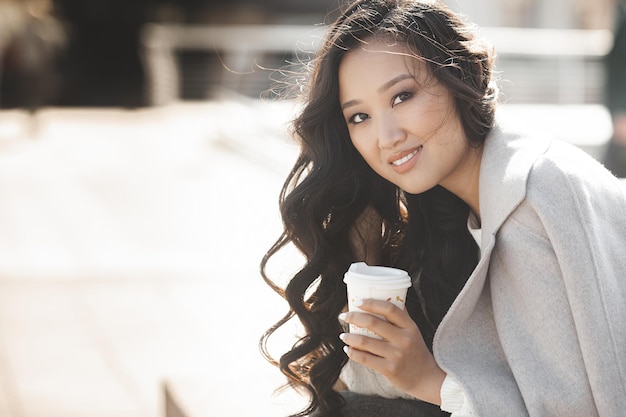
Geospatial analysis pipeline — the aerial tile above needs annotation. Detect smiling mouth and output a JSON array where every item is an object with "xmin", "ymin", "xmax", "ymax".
[{"xmin": 391, "ymin": 146, "xmax": 422, "ymax": 166}]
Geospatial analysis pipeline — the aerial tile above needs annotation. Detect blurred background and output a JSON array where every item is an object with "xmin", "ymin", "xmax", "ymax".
[{"xmin": 0, "ymin": 0, "xmax": 624, "ymax": 417}]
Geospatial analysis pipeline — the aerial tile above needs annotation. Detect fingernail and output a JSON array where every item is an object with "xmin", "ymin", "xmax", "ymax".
[
  {"xmin": 339, "ymin": 333, "xmax": 347, "ymax": 341},
  {"xmin": 338, "ymin": 312, "xmax": 348, "ymax": 321},
  {"xmin": 354, "ymin": 299, "xmax": 364, "ymax": 307},
  {"xmin": 343, "ymin": 345, "xmax": 350, "ymax": 355}
]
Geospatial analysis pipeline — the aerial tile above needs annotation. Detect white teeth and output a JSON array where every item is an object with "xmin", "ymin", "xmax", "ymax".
[{"xmin": 391, "ymin": 146, "xmax": 421, "ymax": 166}]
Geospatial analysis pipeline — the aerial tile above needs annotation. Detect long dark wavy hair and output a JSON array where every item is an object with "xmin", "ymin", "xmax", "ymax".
[{"xmin": 260, "ymin": 0, "xmax": 498, "ymax": 415}]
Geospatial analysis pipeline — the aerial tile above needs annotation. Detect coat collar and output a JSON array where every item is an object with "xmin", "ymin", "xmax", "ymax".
[
  {"xmin": 434, "ymin": 122, "xmax": 552, "ymax": 344},
  {"xmin": 478, "ymin": 122, "xmax": 552, "ymax": 246}
]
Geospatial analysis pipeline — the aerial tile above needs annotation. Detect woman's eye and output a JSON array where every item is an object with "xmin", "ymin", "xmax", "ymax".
[
  {"xmin": 392, "ymin": 92, "xmax": 413, "ymax": 106},
  {"xmin": 349, "ymin": 113, "xmax": 369, "ymax": 124}
]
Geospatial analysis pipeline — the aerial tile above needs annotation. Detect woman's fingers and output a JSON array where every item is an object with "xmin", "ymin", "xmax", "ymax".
[
  {"xmin": 359, "ymin": 298, "xmax": 411, "ymax": 325},
  {"xmin": 340, "ymin": 331, "xmax": 389, "ymax": 368},
  {"xmin": 338, "ymin": 299, "xmax": 444, "ymax": 403},
  {"xmin": 339, "ymin": 299, "xmax": 412, "ymax": 338}
]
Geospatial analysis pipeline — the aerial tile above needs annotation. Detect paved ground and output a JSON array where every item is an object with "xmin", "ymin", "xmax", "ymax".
[
  {"xmin": 0, "ymin": 101, "xmax": 307, "ymax": 417},
  {"xmin": 0, "ymin": 100, "xmax": 616, "ymax": 417}
]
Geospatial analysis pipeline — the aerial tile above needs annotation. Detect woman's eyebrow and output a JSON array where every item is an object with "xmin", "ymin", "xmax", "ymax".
[
  {"xmin": 341, "ymin": 99, "xmax": 360, "ymax": 111},
  {"xmin": 378, "ymin": 74, "xmax": 414, "ymax": 94},
  {"xmin": 341, "ymin": 74, "xmax": 414, "ymax": 111}
]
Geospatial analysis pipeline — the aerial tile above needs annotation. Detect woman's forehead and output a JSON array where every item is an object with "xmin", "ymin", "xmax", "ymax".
[{"xmin": 340, "ymin": 40, "xmax": 429, "ymax": 80}]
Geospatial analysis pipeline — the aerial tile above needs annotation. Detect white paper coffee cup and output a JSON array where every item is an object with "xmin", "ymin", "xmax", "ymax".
[{"xmin": 343, "ymin": 262, "xmax": 412, "ymax": 339}]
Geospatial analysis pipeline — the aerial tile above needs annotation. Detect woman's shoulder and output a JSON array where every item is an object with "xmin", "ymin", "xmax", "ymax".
[
  {"xmin": 487, "ymin": 121, "xmax": 622, "ymax": 193},
  {"xmin": 531, "ymin": 139, "xmax": 624, "ymax": 194},
  {"xmin": 523, "ymin": 138, "xmax": 626, "ymax": 225},
  {"xmin": 480, "ymin": 122, "xmax": 625, "ymax": 232}
]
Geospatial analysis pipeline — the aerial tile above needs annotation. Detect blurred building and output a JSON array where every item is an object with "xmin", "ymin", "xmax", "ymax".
[
  {"xmin": 447, "ymin": 0, "xmax": 614, "ymax": 29},
  {"xmin": 0, "ymin": 0, "xmax": 66, "ymax": 109},
  {"xmin": 0, "ymin": 0, "xmax": 339, "ymax": 108},
  {"xmin": 0, "ymin": 0, "xmax": 618, "ymax": 108}
]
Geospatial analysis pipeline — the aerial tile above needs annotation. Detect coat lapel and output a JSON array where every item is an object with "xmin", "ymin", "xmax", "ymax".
[{"xmin": 434, "ymin": 122, "xmax": 551, "ymax": 351}]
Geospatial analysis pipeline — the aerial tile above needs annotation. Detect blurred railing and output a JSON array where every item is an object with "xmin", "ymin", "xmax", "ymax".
[
  {"xmin": 479, "ymin": 27, "xmax": 612, "ymax": 104},
  {"xmin": 140, "ymin": 24, "xmax": 324, "ymax": 105},
  {"xmin": 139, "ymin": 23, "xmax": 612, "ymax": 106}
]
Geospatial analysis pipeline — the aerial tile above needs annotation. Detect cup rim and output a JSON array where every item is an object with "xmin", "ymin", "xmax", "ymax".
[{"xmin": 343, "ymin": 262, "xmax": 411, "ymax": 289}]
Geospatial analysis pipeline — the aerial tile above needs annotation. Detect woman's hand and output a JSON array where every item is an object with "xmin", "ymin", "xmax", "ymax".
[{"xmin": 339, "ymin": 299, "xmax": 446, "ymax": 405}]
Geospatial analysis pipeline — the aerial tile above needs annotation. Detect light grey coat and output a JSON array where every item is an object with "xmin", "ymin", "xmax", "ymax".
[
  {"xmin": 341, "ymin": 123, "xmax": 626, "ymax": 416},
  {"xmin": 434, "ymin": 123, "xmax": 626, "ymax": 416}
]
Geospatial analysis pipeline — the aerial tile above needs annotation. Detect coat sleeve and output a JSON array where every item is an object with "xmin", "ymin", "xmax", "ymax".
[{"xmin": 527, "ymin": 145, "xmax": 626, "ymax": 415}]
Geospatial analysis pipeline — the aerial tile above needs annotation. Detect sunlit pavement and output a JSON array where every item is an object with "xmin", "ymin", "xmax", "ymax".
[
  {"xmin": 0, "ymin": 101, "xmax": 307, "ymax": 417},
  {"xmin": 0, "ymin": 100, "xmax": 615, "ymax": 417}
]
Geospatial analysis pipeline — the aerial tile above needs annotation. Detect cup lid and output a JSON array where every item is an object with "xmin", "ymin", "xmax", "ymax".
[{"xmin": 343, "ymin": 262, "xmax": 411, "ymax": 288}]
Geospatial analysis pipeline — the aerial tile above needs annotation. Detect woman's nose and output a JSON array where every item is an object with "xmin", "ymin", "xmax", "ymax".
[{"xmin": 377, "ymin": 113, "xmax": 406, "ymax": 149}]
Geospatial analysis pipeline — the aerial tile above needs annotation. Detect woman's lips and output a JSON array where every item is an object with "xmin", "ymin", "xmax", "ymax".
[{"xmin": 390, "ymin": 146, "xmax": 422, "ymax": 170}]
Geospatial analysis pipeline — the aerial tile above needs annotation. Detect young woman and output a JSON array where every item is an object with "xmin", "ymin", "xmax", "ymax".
[{"xmin": 260, "ymin": 1, "xmax": 626, "ymax": 416}]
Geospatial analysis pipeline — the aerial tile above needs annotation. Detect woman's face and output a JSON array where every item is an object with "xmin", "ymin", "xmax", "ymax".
[{"xmin": 338, "ymin": 39, "xmax": 481, "ymax": 198}]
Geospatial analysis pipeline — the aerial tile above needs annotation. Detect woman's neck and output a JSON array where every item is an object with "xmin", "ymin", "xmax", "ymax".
[{"xmin": 441, "ymin": 145, "xmax": 483, "ymax": 221}]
